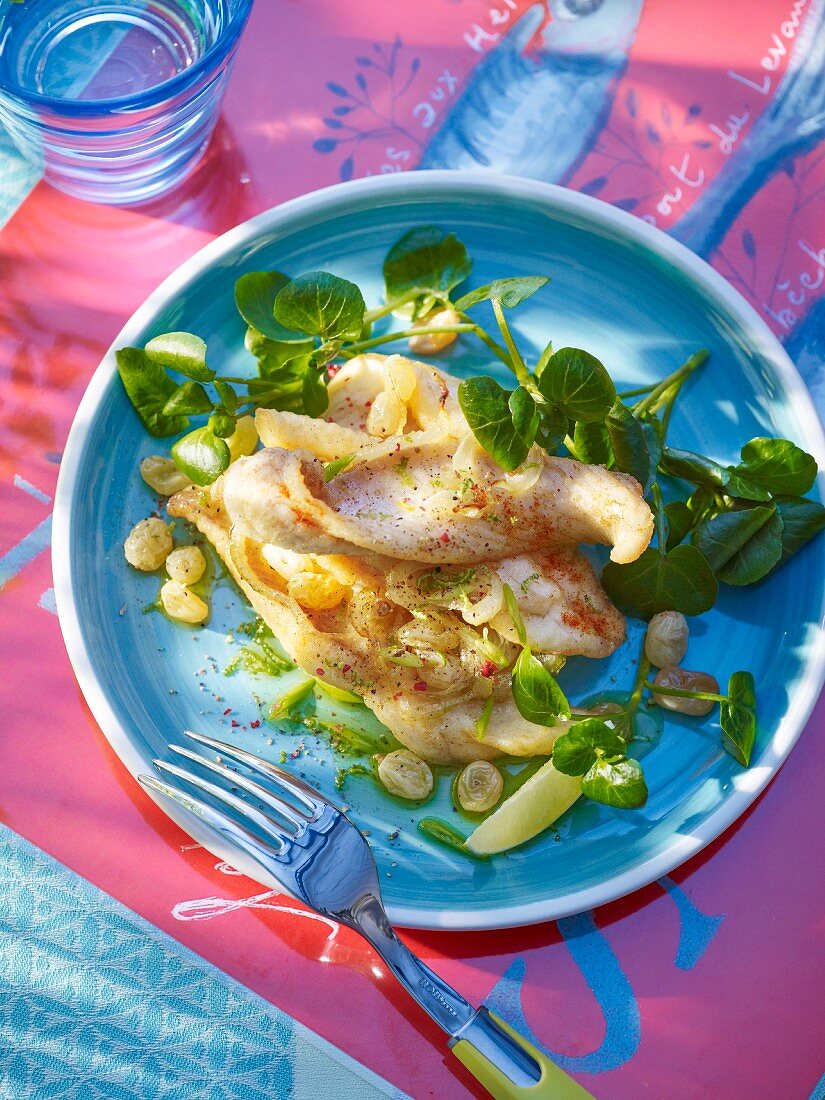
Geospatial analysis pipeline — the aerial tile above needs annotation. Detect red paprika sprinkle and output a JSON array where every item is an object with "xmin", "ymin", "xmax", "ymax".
[
  {"xmin": 413, "ymin": 680, "xmax": 428, "ymax": 692},
  {"xmin": 315, "ymin": 668, "xmax": 325, "ymax": 676},
  {"xmin": 480, "ymin": 660, "xmax": 498, "ymax": 678},
  {"xmin": 439, "ymin": 531, "xmax": 450, "ymax": 543},
  {"xmin": 250, "ymin": 720, "xmax": 260, "ymax": 729},
  {"xmin": 222, "ymin": 707, "xmax": 231, "ymax": 716},
  {"xmin": 342, "ymin": 664, "xmax": 351, "ymax": 674}
]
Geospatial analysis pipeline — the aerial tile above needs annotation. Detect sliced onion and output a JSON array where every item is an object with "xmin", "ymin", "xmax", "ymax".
[
  {"xmin": 496, "ymin": 460, "xmax": 542, "ymax": 495},
  {"xmin": 459, "ymin": 571, "xmax": 504, "ymax": 626}
]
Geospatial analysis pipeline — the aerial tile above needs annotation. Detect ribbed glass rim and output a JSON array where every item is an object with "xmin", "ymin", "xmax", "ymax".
[{"xmin": 0, "ymin": 0, "xmax": 255, "ymax": 113}]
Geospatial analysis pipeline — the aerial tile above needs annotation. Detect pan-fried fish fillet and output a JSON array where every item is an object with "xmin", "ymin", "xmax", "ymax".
[
  {"xmin": 231, "ymin": 354, "xmax": 653, "ymax": 564},
  {"xmin": 223, "ymin": 443, "xmax": 653, "ymax": 565},
  {"xmin": 167, "ymin": 484, "xmax": 623, "ymax": 762}
]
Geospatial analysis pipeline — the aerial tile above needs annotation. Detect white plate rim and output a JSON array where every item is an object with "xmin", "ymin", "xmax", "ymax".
[{"xmin": 53, "ymin": 170, "xmax": 825, "ymax": 930}]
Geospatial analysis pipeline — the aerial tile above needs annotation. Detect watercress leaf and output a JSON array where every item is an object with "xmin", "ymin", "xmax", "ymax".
[
  {"xmin": 641, "ymin": 419, "xmax": 663, "ymax": 483},
  {"xmin": 693, "ymin": 505, "xmax": 783, "ymax": 585},
  {"xmin": 457, "ymin": 376, "xmax": 530, "ymax": 472},
  {"xmin": 601, "ymin": 544, "xmax": 718, "ymax": 619},
  {"xmin": 581, "ymin": 757, "xmax": 648, "ymax": 809},
  {"xmin": 511, "ymin": 647, "xmax": 571, "ymax": 726},
  {"xmin": 508, "ymin": 386, "xmax": 539, "ymax": 450},
  {"xmin": 774, "ymin": 496, "xmax": 825, "ymax": 566},
  {"xmin": 455, "ymin": 275, "xmax": 550, "ymax": 312},
  {"xmin": 536, "ymin": 347, "xmax": 616, "ymax": 423},
  {"xmin": 571, "ymin": 420, "xmax": 612, "ymax": 466},
  {"xmin": 161, "ymin": 380, "xmax": 213, "ymax": 417},
  {"xmin": 665, "ymin": 501, "xmax": 694, "ymax": 549},
  {"xmin": 686, "ymin": 486, "xmax": 717, "ymax": 524},
  {"xmin": 552, "ymin": 719, "xmax": 627, "ymax": 777},
  {"xmin": 234, "ymin": 272, "xmax": 308, "ymax": 343},
  {"xmin": 720, "ymin": 670, "xmax": 756, "ymax": 766},
  {"xmin": 302, "ymin": 368, "xmax": 329, "ymax": 418},
  {"xmin": 736, "ymin": 436, "xmax": 817, "ymax": 496},
  {"xmin": 208, "ymin": 412, "xmax": 236, "ymax": 438},
  {"xmin": 323, "ymin": 453, "xmax": 356, "ymax": 482},
  {"xmin": 661, "ymin": 447, "xmax": 770, "ymax": 501},
  {"xmin": 536, "ymin": 403, "xmax": 569, "ymax": 455},
  {"xmin": 245, "ymin": 325, "xmax": 312, "ymax": 369},
  {"xmin": 660, "ymin": 447, "xmax": 727, "ymax": 488},
  {"xmin": 606, "ymin": 401, "xmax": 650, "ymax": 486},
  {"xmin": 144, "ymin": 331, "xmax": 214, "ymax": 382},
  {"xmin": 245, "ymin": 363, "xmax": 308, "ymax": 413},
  {"xmin": 274, "ymin": 272, "xmax": 366, "ymax": 342},
  {"xmin": 115, "ymin": 347, "xmax": 190, "ymax": 438},
  {"xmin": 383, "ymin": 226, "xmax": 472, "ymax": 304},
  {"xmin": 171, "ymin": 427, "xmax": 230, "ymax": 486},
  {"xmin": 502, "ymin": 582, "xmax": 527, "ymax": 646},
  {"xmin": 534, "ymin": 341, "xmax": 553, "ymax": 379},
  {"xmin": 214, "ymin": 380, "xmax": 237, "ymax": 413},
  {"xmin": 722, "ymin": 467, "xmax": 774, "ymax": 502}
]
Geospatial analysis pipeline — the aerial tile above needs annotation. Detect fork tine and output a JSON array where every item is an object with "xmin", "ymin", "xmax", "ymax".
[
  {"xmin": 138, "ymin": 773, "xmax": 286, "ymax": 857},
  {"xmin": 153, "ymin": 758, "xmax": 297, "ymax": 846},
  {"xmin": 168, "ymin": 743, "xmax": 310, "ymax": 831},
  {"xmin": 183, "ymin": 729, "xmax": 325, "ymax": 816}
]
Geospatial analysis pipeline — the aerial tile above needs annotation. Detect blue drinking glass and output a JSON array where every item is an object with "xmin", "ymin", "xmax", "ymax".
[{"xmin": 0, "ymin": 0, "xmax": 254, "ymax": 205}]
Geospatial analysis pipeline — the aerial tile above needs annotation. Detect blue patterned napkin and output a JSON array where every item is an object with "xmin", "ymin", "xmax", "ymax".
[{"xmin": 0, "ymin": 826, "xmax": 408, "ymax": 1100}]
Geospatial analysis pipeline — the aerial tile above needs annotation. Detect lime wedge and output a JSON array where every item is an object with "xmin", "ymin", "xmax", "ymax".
[{"xmin": 465, "ymin": 761, "xmax": 581, "ymax": 855}]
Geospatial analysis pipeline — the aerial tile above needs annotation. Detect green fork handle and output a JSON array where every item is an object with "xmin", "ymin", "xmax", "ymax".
[{"xmin": 450, "ymin": 1008, "xmax": 594, "ymax": 1099}]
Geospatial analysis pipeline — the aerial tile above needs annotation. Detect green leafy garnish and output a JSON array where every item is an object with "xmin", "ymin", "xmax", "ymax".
[
  {"xmin": 581, "ymin": 757, "xmax": 648, "ymax": 809},
  {"xmin": 606, "ymin": 401, "xmax": 654, "ymax": 487},
  {"xmin": 551, "ymin": 718, "xmax": 647, "ymax": 808},
  {"xmin": 234, "ymin": 271, "xmax": 308, "ymax": 343},
  {"xmin": 537, "ymin": 347, "xmax": 616, "ymax": 423},
  {"xmin": 214, "ymin": 380, "xmax": 237, "ymax": 413},
  {"xmin": 720, "ymin": 671, "xmax": 756, "ymax": 766},
  {"xmin": 116, "ymin": 347, "xmax": 189, "ymax": 437},
  {"xmin": 274, "ymin": 271, "xmax": 366, "ymax": 342},
  {"xmin": 145, "ymin": 332, "xmax": 213, "ymax": 382},
  {"xmin": 774, "ymin": 497, "xmax": 825, "ymax": 566},
  {"xmin": 457, "ymin": 377, "xmax": 537, "ymax": 472},
  {"xmin": 660, "ymin": 447, "xmax": 771, "ymax": 502},
  {"xmin": 735, "ymin": 437, "xmax": 817, "ymax": 497},
  {"xmin": 456, "ymin": 276, "xmax": 549, "ymax": 312},
  {"xmin": 383, "ymin": 225, "xmax": 471, "ymax": 311},
  {"xmin": 511, "ymin": 647, "xmax": 570, "ymax": 726},
  {"xmin": 570, "ymin": 420, "xmax": 612, "ymax": 466},
  {"xmin": 171, "ymin": 427, "xmax": 231, "ymax": 486},
  {"xmin": 162, "ymin": 380, "xmax": 213, "ymax": 417},
  {"xmin": 602, "ymin": 543, "xmax": 718, "ymax": 619},
  {"xmin": 552, "ymin": 719, "xmax": 627, "ymax": 776},
  {"xmin": 693, "ymin": 505, "xmax": 783, "ymax": 585}
]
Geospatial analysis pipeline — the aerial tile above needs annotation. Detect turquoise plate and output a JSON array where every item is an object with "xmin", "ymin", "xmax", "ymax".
[{"xmin": 54, "ymin": 173, "xmax": 825, "ymax": 930}]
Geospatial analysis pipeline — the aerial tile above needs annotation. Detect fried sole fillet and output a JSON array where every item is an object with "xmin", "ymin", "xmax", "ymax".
[
  {"xmin": 166, "ymin": 484, "xmax": 621, "ymax": 763},
  {"xmin": 222, "ymin": 354, "xmax": 654, "ymax": 566}
]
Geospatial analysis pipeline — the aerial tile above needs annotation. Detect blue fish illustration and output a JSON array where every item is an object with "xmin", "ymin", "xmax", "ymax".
[
  {"xmin": 785, "ymin": 297, "xmax": 825, "ymax": 417},
  {"xmin": 672, "ymin": 0, "xmax": 825, "ymax": 258},
  {"xmin": 419, "ymin": 0, "xmax": 644, "ymax": 183}
]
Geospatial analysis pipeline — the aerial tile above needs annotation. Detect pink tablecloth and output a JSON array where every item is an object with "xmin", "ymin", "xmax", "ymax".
[{"xmin": 1, "ymin": 1, "xmax": 823, "ymax": 1097}]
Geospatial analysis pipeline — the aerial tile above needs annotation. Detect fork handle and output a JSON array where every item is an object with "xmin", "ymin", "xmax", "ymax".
[
  {"xmin": 450, "ymin": 1007, "xmax": 594, "ymax": 1099},
  {"xmin": 351, "ymin": 895, "xmax": 592, "ymax": 1099}
]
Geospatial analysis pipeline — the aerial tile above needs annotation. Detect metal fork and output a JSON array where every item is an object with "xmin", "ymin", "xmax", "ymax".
[{"xmin": 139, "ymin": 730, "xmax": 592, "ymax": 1100}]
